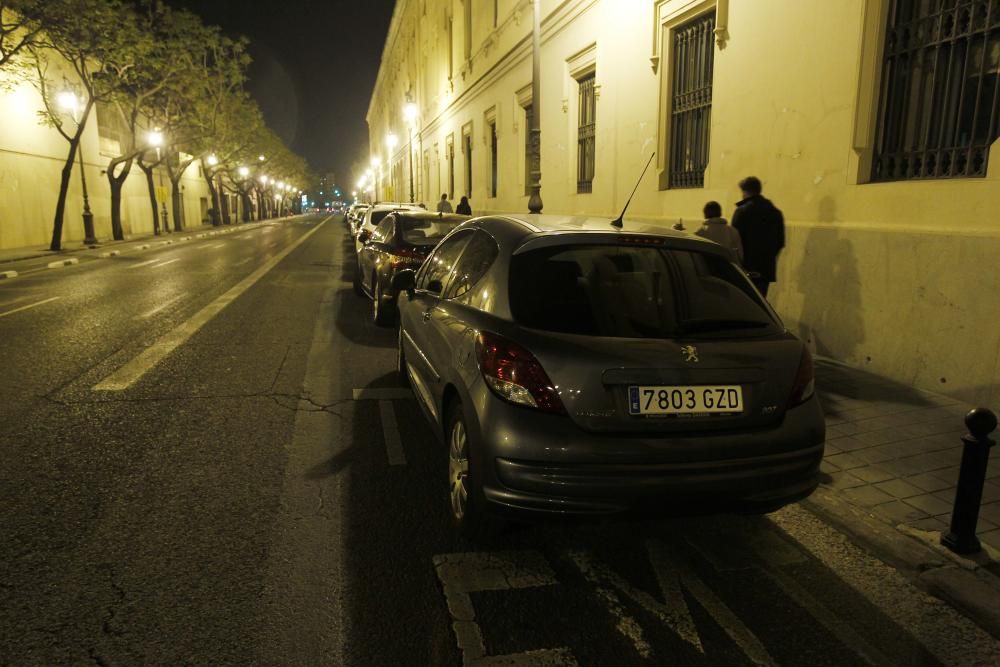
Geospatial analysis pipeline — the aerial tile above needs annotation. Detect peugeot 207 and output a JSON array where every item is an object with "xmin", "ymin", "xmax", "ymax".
[{"xmin": 392, "ymin": 214, "xmax": 825, "ymax": 536}]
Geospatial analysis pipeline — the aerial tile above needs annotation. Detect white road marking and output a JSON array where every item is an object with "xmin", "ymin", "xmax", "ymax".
[
  {"xmin": 93, "ymin": 215, "xmax": 331, "ymax": 390},
  {"xmin": 206, "ymin": 242, "xmax": 225, "ymax": 249},
  {"xmin": 433, "ymin": 551, "xmax": 575, "ymax": 666},
  {"xmin": 98, "ymin": 250, "xmax": 120, "ymax": 258},
  {"xmin": 378, "ymin": 400, "xmax": 406, "ymax": 465},
  {"xmin": 137, "ymin": 294, "xmax": 185, "ymax": 319},
  {"xmin": 46, "ymin": 258, "xmax": 79, "ymax": 269},
  {"xmin": 646, "ymin": 541, "xmax": 776, "ymax": 666},
  {"xmin": 150, "ymin": 258, "xmax": 179, "ymax": 268},
  {"xmin": 126, "ymin": 258, "xmax": 162, "ymax": 269},
  {"xmin": 352, "ymin": 388, "xmax": 412, "ymax": 400},
  {"xmin": 232, "ymin": 257, "xmax": 252, "ymax": 267},
  {"xmin": 0, "ymin": 296, "xmax": 61, "ymax": 319},
  {"xmin": 0, "ymin": 270, "xmax": 18, "ymax": 279}
]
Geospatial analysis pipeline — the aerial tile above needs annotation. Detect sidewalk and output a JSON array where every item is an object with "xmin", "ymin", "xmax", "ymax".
[
  {"xmin": 814, "ymin": 359, "xmax": 999, "ymax": 552},
  {"xmin": 808, "ymin": 358, "xmax": 1000, "ymax": 635}
]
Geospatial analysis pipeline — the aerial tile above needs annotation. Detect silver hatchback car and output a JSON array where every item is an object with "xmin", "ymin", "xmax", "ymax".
[{"xmin": 392, "ymin": 214, "xmax": 824, "ymax": 536}]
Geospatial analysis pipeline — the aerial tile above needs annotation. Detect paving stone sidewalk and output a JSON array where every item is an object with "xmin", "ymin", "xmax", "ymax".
[{"xmin": 815, "ymin": 359, "xmax": 1000, "ymax": 552}]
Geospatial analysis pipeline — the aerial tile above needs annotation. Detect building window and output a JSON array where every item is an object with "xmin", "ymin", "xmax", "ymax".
[
  {"xmin": 524, "ymin": 103, "xmax": 533, "ymax": 195},
  {"xmin": 447, "ymin": 137, "xmax": 455, "ymax": 199},
  {"xmin": 424, "ymin": 150, "xmax": 431, "ymax": 202},
  {"xmin": 577, "ymin": 73, "xmax": 596, "ymax": 193},
  {"xmin": 668, "ymin": 11, "xmax": 715, "ymax": 189},
  {"xmin": 463, "ymin": 129, "xmax": 473, "ymax": 197},
  {"xmin": 493, "ymin": 0, "xmax": 499, "ymax": 28},
  {"xmin": 489, "ymin": 121, "xmax": 498, "ymax": 197},
  {"xmin": 872, "ymin": 0, "xmax": 1000, "ymax": 181}
]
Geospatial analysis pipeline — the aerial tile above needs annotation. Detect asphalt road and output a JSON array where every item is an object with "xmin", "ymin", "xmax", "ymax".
[{"xmin": 0, "ymin": 214, "xmax": 996, "ymax": 665}]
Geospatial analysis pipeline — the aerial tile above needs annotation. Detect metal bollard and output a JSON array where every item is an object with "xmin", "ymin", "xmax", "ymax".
[{"xmin": 941, "ymin": 408, "xmax": 997, "ymax": 555}]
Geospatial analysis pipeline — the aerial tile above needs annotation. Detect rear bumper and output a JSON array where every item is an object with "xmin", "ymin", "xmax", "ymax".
[
  {"xmin": 487, "ymin": 445, "xmax": 821, "ymax": 516},
  {"xmin": 473, "ymin": 392, "xmax": 825, "ymax": 517}
]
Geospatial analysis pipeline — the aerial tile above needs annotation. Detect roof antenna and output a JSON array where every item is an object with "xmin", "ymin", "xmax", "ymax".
[{"xmin": 611, "ymin": 152, "xmax": 655, "ymax": 229}]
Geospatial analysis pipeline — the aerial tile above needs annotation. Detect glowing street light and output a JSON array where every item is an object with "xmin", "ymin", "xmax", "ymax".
[
  {"xmin": 386, "ymin": 133, "xmax": 398, "ymax": 151},
  {"xmin": 371, "ymin": 156, "xmax": 381, "ymax": 169},
  {"xmin": 258, "ymin": 155, "xmax": 265, "ymax": 162},
  {"xmin": 147, "ymin": 129, "xmax": 164, "ymax": 147},
  {"xmin": 238, "ymin": 166, "xmax": 249, "ymax": 178},
  {"xmin": 206, "ymin": 154, "xmax": 219, "ymax": 166},
  {"xmin": 57, "ymin": 90, "xmax": 79, "ymax": 116},
  {"xmin": 403, "ymin": 102, "xmax": 418, "ymax": 125},
  {"xmin": 259, "ymin": 175, "xmax": 269, "ymax": 184}
]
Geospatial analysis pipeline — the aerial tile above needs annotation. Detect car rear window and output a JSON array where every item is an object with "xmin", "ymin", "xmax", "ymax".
[
  {"xmin": 509, "ymin": 244, "xmax": 779, "ymax": 338},
  {"xmin": 399, "ymin": 218, "xmax": 462, "ymax": 246},
  {"xmin": 370, "ymin": 210, "xmax": 394, "ymax": 226}
]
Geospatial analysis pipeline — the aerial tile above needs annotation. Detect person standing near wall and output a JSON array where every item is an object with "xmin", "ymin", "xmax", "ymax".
[
  {"xmin": 695, "ymin": 201, "xmax": 743, "ymax": 264},
  {"xmin": 436, "ymin": 193, "xmax": 453, "ymax": 213},
  {"xmin": 731, "ymin": 176, "xmax": 785, "ymax": 297},
  {"xmin": 456, "ymin": 196, "xmax": 472, "ymax": 215}
]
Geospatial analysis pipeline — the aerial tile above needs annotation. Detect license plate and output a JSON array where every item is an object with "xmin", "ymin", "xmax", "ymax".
[{"xmin": 628, "ymin": 385, "xmax": 743, "ymax": 416}]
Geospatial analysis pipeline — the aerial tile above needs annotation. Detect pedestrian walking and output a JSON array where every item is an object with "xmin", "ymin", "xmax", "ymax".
[
  {"xmin": 436, "ymin": 193, "xmax": 453, "ymax": 213},
  {"xmin": 731, "ymin": 176, "xmax": 784, "ymax": 297},
  {"xmin": 456, "ymin": 196, "xmax": 472, "ymax": 215},
  {"xmin": 694, "ymin": 201, "xmax": 743, "ymax": 264}
]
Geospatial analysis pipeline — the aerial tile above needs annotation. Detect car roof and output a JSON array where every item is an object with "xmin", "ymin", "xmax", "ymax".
[
  {"xmin": 394, "ymin": 211, "xmax": 470, "ymax": 223},
  {"xmin": 369, "ymin": 203, "xmax": 422, "ymax": 213}
]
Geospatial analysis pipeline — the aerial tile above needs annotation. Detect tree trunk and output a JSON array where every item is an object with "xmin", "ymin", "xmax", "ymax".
[
  {"xmin": 202, "ymin": 167, "xmax": 221, "ymax": 226},
  {"xmin": 170, "ymin": 176, "xmax": 183, "ymax": 231},
  {"xmin": 50, "ymin": 139, "xmax": 80, "ymax": 251},
  {"xmin": 241, "ymin": 190, "xmax": 252, "ymax": 222},
  {"xmin": 219, "ymin": 184, "xmax": 232, "ymax": 225},
  {"xmin": 107, "ymin": 157, "xmax": 133, "ymax": 241},
  {"xmin": 139, "ymin": 164, "xmax": 161, "ymax": 235}
]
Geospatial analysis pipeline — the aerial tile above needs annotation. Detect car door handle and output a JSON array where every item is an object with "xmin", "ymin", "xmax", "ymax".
[{"xmin": 422, "ymin": 310, "xmax": 432, "ymax": 322}]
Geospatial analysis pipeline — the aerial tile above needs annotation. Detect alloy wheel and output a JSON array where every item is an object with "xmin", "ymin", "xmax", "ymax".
[{"xmin": 449, "ymin": 419, "xmax": 469, "ymax": 520}]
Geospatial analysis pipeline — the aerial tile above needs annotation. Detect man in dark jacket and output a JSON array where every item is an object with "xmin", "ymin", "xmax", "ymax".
[{"xmin": 731, "ymin": 176, "xmax": 785, "ymax": 297}]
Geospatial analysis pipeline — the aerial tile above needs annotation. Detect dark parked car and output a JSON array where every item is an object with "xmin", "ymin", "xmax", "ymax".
[
  {"xmin": 353, "ymin": 202, "xmax": 422, "ymax": 255},
  {"xmin": 392, "ymin": 214, "xmax": 824, "ymax": 537},
  {"xmin": 357, "ymin": 211, "xmax": 469, "ymax": 324}
]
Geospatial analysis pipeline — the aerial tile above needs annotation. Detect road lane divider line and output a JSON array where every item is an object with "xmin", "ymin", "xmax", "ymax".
[
  {"xmin": 126, "ymin": 258, "xmax": 162, "ymax": 269},
  {"xmin": 0, "ymin": 296, "xmax": 61, "ymax": 319},
  {"xmin": 151, "ymin": 258, "xmax": 180, "ymax": 268},
  {"xmin": 93, "ymin": 215, "xmax": 331, "ymax": 391},
  {"xmin": 0, "ymin": 270, "xmax": 17, "ymax": 279},
  {"xmin": 377, "ymin": 400, "xmax": 406, "ymax": 465},
  {"xmin": 137, "ymin": 294, "xmax": 185, "ymax": 319},
  {"xmin": 232, "ymin": 257, "xmax": 252, "ymax": 267},
  {"xmin": 46, "ymin": 258, "xmax": 79, "ymax": 269},
  {"xmin": 206, "ymin": 242, "xmax": 225, "ymax": 249}
]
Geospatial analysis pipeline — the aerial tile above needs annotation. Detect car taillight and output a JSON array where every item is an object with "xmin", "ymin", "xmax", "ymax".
[
  {"xmin": 788, "ymin": 346, "xmax": 815, "ymax": 407},
  {"xmin": 391, "ymin": 246, "xmax": 425, "ymax": 270},
  {"xmin": 475, "ymin": 331, "xmax": 566, "ymax": 414}
]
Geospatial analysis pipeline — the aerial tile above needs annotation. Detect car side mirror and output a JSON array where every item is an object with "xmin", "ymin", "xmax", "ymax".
[
  {"xmin": 426, "ymin": 279, "xmax": 443, "ymax": 294},
  {"xmin": 391, "ymin": 269, "xmax": 417, "ymax": 294},
  {"xmin": 358, "ymin": 230, "xmax": 371, "ymax": 244}
]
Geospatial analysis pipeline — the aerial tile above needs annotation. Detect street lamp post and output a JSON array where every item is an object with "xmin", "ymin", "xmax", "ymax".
[
  {"xmin": 58, "ymin": 91, "xmax": 97, "ymax": 245},
  {"xmin": 147, "ymin": 129, "xmax": 166, "ymax": 234},
  {"xmin": 404, "ymin": 103, "xmax": 418, "ymax": 203},
  {"xmin": 386, "ymin": 133, "xmax": 398, "ymax": 200},
  {"xmin": 528, "ymin": 0, "xmax": 543, "ymax": 214}
]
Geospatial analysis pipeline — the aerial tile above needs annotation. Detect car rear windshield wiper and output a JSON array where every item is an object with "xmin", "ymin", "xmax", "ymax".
[{"xmin": 678, "ymin": 318, "xmax": 771, "ymax": 332}]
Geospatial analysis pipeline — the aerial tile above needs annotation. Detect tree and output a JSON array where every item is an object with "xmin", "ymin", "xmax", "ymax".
[
  {"xmin": 19, "ymin": 0, "xmax": 141, "ymax": 250},
  {"xmin": 0, "ymin": 1, "xmax": 41, "ymax": 74}
]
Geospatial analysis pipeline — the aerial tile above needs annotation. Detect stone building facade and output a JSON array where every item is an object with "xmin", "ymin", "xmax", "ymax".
[{"xmin": 367, "ymin": 0, "xmax": 1000, "ymax": 405}]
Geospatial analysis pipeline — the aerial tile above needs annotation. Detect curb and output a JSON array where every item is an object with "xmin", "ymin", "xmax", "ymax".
[
  {"xmin": 0, "ymin": 270, "xmax": 17, "ymax": 279},
  {"xmin": 46, "ymin": 258, "xmax": 79, "ymax": 269},
  {"xmin": 803, "ymin": 487, "xmax": 1000, "ymax": 638}
]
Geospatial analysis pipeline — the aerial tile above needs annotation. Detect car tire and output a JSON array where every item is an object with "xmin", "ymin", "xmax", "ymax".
[
  {"xmin": 352, "ymin": 261, "xmax": 364, "ymax": 296},
  {"xmin": 373, "ymin": 275, "xmax": 395, "ymax": 327},
  {"xmin": 445, "ymin": 398, "xmax": 500, "ymax": 542},
  {"xmin": 397, "ymin": 327, "xmax": 409, "ymax": 386}
]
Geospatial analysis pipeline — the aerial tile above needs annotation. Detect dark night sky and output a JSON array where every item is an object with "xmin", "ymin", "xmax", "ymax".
[{"xmin": 166, "ymin": 0, "xmax": 395, "ymax": 187}]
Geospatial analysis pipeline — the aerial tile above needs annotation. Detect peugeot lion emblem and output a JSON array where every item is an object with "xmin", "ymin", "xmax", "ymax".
[{"xmin": 681, "ymin": 345, "xmax": 699, "ymax": 363}]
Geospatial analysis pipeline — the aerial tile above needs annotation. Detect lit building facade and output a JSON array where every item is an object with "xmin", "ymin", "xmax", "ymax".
[
  {"xmin": 0, "ymin": 82, "xmax": 213, "ymax": 250},
  {"xmin": 368, "ymin": 0, "xmax": 1000, "ymax": 404}
]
